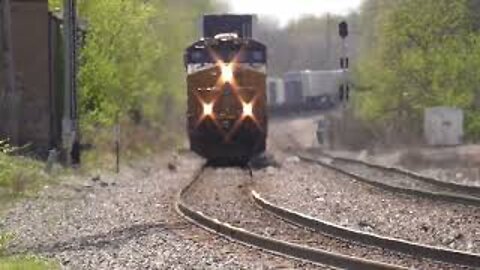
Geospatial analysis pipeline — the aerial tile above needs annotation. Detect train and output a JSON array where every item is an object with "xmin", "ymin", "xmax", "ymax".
[
  {"xmin": 184, "ymin": 15, "xmax": 268, "ymax": 164},
  {"xmin": 268, "ymin": 69, "xmax": 349, "ymax": 112}
]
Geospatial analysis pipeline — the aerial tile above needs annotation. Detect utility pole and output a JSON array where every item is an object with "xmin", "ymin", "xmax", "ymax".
[
  {"xmin": 62, "ymin": 0, "xmax": 80, "ymax": 165},
  {"xmin": 1, "ymin": 0, "xmax": 19, "ymax": 145}
]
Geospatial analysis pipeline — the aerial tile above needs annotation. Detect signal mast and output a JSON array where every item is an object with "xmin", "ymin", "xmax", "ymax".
[{"xmin": 338, "ymin": 21, "xmax": 349, "ymax": 103}]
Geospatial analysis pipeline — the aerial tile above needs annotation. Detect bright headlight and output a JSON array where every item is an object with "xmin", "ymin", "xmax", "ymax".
[
  {"xmin": 220, "ymin": 63, "xmax": 233, "ymax": 84},
  {"xmin": 202, "ymin": 101, "xmax": 214, "ymax": 117},
  {"xmin": 242, "ymin": 101, "xmax": 254, "ymax": 118}
]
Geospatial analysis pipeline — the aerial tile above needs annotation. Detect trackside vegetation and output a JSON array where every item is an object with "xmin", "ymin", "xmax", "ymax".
[
  {"xmin": 0, "ymin": 233, "xmax": 58, "ymax": 270},
  {"xmin": 355, "ymin": 0, "xmax": 480, "ymax": 141},
  {"xmin": 47, "ymin": 0, "xmax": 220, "ymax": 152},
  {"xmin": 0, "ymin": 142, "xmax": 59, "ymax": 269},
  {"xmin": 0, "ymin": 141, "xmax": 52, "ymax": 201}
]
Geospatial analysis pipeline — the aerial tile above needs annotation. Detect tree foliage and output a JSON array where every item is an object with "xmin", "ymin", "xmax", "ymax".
[
  {"xmin": 49, "ymin": 0, "xmax": 216, "ymax": 129},
  {"xmin": 78, "ymin": 0, "xmax": 162, "ymax": 125},
  {"xmin": 355, "ymin": 0, "xmax": 480, "ymax": 140}
]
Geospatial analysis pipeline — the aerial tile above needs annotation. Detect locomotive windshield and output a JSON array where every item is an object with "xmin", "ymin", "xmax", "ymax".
[{"xmin": 185, "ymin": 42, "xmax": 266, "ymax": 65}]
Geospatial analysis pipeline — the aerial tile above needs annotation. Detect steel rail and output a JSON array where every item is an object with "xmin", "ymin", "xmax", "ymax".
[
  {"xmin": 298, "ymin": 154, "xmax": 480, "ymax": 206},
  {"xmin": 319, "ymin": 151, "xmax": 480, "ymax": 197},
  {"xmin": 252, "ymin": 190, "xmax": 480, "ymax": 268},
  {"xmin": 175, "ymin": 165, "xmax": 405, "ymax": 270}
]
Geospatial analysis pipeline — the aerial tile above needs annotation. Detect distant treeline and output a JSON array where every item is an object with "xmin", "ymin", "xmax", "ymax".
[
  {"xmin": 257, "ymin": 0, "xmax": 480, "ymax": 141},
  {"xmin": 255, "ymin": 14, "xmax": 360, "ymax": 76}
]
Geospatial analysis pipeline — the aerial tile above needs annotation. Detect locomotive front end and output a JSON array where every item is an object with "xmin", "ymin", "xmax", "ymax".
[{"xmin": 185, "ymin": 18, "xmax": 267, "ymax": 163}]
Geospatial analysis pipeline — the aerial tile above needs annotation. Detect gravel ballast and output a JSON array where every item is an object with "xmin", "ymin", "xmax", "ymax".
[
  {"xmin": 326, "ymin": 148, "xmax": 480, "ymax": 188},
  {"xmin": 418, "ymin": 168, "xmax": 480, "ymax": 187},
  {"xmin": 255, "ymin": 160, "xmax": 480, "ymax": 255},
  {"xmin": 1, "ymin": 153, "xmax": 306, "ymax": 269},
  {"xmin": 322, "ymin": 157, "xmax": 480, "ymax": 199},
  {"xmin": 183, "ymin": 167, "xmax": 462, "ymax": 269}
]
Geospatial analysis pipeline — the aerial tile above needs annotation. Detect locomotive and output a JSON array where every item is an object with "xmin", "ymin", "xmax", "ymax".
[{"xmin": 184, "ymin": 15, "xmax": 268, "ymax": 164}]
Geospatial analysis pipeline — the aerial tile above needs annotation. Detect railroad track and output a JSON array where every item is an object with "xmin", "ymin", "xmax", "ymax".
[
  {"xmin": 175, "ymin": 163, "xmax": 465, "ymax": 269},
  {"xmin": 299, "ymin": 151, "xmax": 480, "ymax": 206},
  {"xmin": 251, "ymin": 190, "xmax": 480, "ymax": 268}
]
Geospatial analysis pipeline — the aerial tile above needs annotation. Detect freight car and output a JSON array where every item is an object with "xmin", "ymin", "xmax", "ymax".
[
  {"xmin": 283, "ymin": 69, "xmax": 345, "ymax": 111},
  {"xmin": 185, "ymin": 15, "xmax": 267, "ymax": 164},
  {"xmin": 266, "ymin": 77, "xmax": 285, "ymax": 107}
]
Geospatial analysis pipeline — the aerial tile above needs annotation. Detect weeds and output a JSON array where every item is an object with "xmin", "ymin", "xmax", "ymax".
[
  {"xmin": 0, "ymin": 140, "xmax": 59, "ymax": 215},
  {"xmin": 0, "ymin": 233, "xmax": 13, "ymax": 256},
  {"xmin": 0, "ymin": 152, "xmax": 49, "ymax": 195},
  {"xmin": 0, "ymin": 141, "xmax": 60, "ymax": 269},
  {"xmin": 0, "ymin": 256, "xmax": 58, "ymax": 270},
  {"xmin": 0, "ymin": 233, "xmax": 58, "ymax": 270}
]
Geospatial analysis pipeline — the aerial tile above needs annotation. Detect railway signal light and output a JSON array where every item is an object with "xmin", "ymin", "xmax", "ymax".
[
  {"xmin": 339, "ymin": 21, "xmax": 348, "ymax": 39},
  {"xmin": 339, "ymin": 85, "xmax": 345, "ymax": 101},
  {"xmin": 339, "ymin": 84, "xmax": 350, "ymax": 102},
  {"xmin": 340, "ymin": 58, "xmax": 349, "ymax": 69}
]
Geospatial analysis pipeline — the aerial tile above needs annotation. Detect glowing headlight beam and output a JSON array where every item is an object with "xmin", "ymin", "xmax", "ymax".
[
  {"xmin": 220, "ymin": 63, "xmax": 234, "ymax": 84},
  {"xmin": 202, "ymin": 101, "xmax": 214, "ymax": 117},
  {"xmin": 242, "ymin": 101, "xmax": 254, "ymax": 118}
]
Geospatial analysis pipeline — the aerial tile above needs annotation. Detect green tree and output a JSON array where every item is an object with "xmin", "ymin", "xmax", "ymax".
[
  {"xmin": 46, "ymin": 0, "xmax": 219, "ymax": 156},
  {"xmin": 355, "ymin": 0, "xmax": 480, "ymax": 140},
  {"xmin": 147, "ymin": 0, "xmax": 216, "ymax": 124},
  {"xmin": 48, "ymin": 0, "xmax": 217, "ymax": 130},
  {"xmin": 77, "ymin": 0, "xmax": 163, "ymax": 126}
]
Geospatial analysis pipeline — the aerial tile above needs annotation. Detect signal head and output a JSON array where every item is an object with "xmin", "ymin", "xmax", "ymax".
[{"xmin": 339, "ymin": 21, "xmax": 348, "ymax": 39}]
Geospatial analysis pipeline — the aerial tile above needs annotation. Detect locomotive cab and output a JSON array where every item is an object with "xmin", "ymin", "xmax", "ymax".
[{"xmin": 185, "ymin": 15, "xmax": 267, "ymax": 164}]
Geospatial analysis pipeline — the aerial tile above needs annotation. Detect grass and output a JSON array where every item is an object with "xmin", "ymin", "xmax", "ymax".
[
  {"xmin": 0, "ymin": 142, "xmax": 60, "ymax": 270},
  {"xmin": 0, "ymin": 152, "xmax": 57, "ymax": 214},
  {"xmin": 0, "ymin": 255, "xmax": 58, "ymax": 270},
  {"xmin": 0, "ymin": 153, "xmax": 48, "ymax": 191},
  {"xmin": 80, "ymin": 119, "xmax": 185, "ymax": 172},
  {"xmin": 0, "ymin": 233, "xmax": 58, "ymax": 270}
]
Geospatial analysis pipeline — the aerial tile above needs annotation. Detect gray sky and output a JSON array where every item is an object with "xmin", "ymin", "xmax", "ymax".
[{"xmin": 223, "ymin": 0, "xmax": 364, "ymax": 26}]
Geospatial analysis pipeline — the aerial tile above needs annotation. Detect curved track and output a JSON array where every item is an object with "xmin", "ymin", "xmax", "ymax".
[
  {"xmin": 176, "ymin": 164, "xmax": 465, "ymax": 269},
  {"xmin": 299, "ymin": 151, "xmax": 480, "ymax": 206},
  {"xmin": 252, "ymin": 190, "xmax": 480, "ymax": 268}
]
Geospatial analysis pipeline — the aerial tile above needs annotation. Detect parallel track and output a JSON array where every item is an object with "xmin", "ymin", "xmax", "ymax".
[
  {"xmin": 251, "ymin": 190, "xmax": 480, "ymax": 268},
  {"xmin": 299, "ymin": 151, "xmax": 480, "ymax": 206},
  {"xmin": 175, "ymin": 164, "xmax": 463, "ymax": 269}
]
